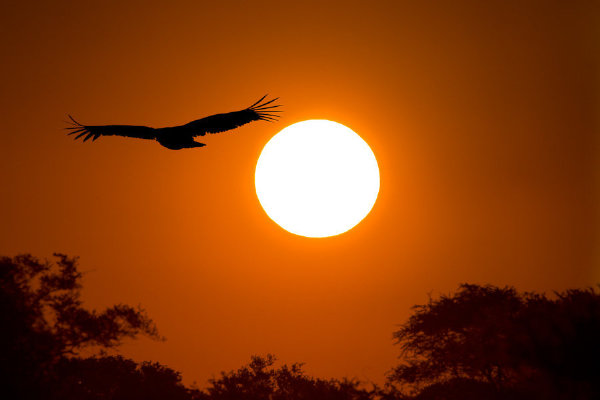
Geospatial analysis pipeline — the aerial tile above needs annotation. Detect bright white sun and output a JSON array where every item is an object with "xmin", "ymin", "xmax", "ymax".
[{"xmin": 255, "ymin": 120, "xmax": 380, "ymax": 238}]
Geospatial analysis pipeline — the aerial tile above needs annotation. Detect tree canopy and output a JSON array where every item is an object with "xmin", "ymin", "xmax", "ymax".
[
  {"xmin": 202, "ymin": 354, "xmax": 373, "ymax": 400},
  {"xmin": 0, "ymin": 253, "xmax": 374, "ymax": 400},
  {"xmin": 3, "ymin": 253, "xmax": 599, "ymax": 400},
  {"xmin": 388, "ymin": 283, "xmax": 600, "ymax": 399},
  {"xmin": 50, "ymin": 355, "xmax": 201, "ymax": 400},
  {"xmin": 0, "ymin": 253, "xmax": 162, "ymax": 397}
]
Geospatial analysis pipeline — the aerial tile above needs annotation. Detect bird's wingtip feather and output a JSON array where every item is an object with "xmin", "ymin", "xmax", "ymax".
[{"xmin": 248, "ymin": 94, "xmax": 269, "ymax": 109}]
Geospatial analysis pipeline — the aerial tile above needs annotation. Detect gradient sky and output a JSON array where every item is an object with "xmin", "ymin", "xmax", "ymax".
[{"xmin": 1, "ymin": 0, "xmax": 599, "ymax": 387}]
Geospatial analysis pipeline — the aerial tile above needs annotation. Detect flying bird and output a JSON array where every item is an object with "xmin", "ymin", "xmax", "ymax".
[{"xmin": 66, "ymin": 95, "xmax": 281, "ymax": 149}]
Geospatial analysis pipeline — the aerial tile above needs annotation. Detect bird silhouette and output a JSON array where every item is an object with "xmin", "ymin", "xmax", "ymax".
[{"xmin": 66, "ymin": 95, "xmax": 281, "ymax": 149}]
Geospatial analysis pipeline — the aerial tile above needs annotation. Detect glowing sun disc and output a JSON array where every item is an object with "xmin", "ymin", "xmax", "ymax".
[{"xmin": 255, "ymin": 120, "xmax": 380, "ymax": 238}]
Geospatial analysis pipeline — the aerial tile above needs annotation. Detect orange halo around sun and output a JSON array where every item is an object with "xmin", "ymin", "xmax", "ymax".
[{"xmin": 255, "ymin": 120, "xmax": 380, "ymax": 238}]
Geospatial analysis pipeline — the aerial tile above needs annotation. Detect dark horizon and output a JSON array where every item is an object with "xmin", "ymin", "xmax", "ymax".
[{"xmin": 3, "ymin": 253, "xmax": 599, "ymax": 399}]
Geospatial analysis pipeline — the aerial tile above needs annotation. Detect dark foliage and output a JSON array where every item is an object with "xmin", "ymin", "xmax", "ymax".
[
  {"xmin": 201, "ymin": 354, "xmax": 374, "ymax": 400},
  {"xmin": 388, "ymin": 284, "xmax": 600, "ymax": 400},
  {"xmin": 0, "ymin": 254, "xmax": 375, "ymax": 400},
  {"xmin": 49, "ymin": 355, "xmax": 202, "ymax": 400},
  {"xmin": 0, "ymin": 253, "xmax": 161, "ymax": 398},
  {"xmin": 4, "ymin": 253, "xmax": 599, "ymax": 400}
]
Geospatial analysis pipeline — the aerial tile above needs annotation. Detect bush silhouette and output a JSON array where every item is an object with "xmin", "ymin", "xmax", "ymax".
[
  {"xmin": 201, "ymin": 354, "xmax": 373, "ymax": 400},
  {"xmin": 50, "ymin": 355, "xmax": 201, "ymax": 400}
]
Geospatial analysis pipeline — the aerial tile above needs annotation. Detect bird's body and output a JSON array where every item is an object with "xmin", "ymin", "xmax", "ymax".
[{"xmin": 66, "ymin": 95, "xmax": 280, "ymax": 149}]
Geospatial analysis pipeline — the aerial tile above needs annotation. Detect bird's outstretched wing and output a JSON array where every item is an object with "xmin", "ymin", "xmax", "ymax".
[
  {"xmin": 65, "ymin": 115, "xmax": 157, "ymax": 142},
  {"xmin": 179, "ymin": 95, "xmax": 281, "ymax": 137}
]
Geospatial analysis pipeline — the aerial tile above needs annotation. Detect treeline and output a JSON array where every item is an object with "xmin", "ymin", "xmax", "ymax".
[{"xmin": 1, "ymin": 254, "xmax": 599, "ymax": 399}]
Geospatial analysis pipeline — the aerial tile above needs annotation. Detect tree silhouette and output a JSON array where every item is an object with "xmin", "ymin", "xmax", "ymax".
[
  {"xmin": 49, "ymin": 355, "xmax": 202, "ymax": 400},
  {"xmin": 6, "ymin": 253, "xmax": 598, "ymax": 400},
  {"xmin": 1, "ymin": 253, "xmax": 375, "ymax": 400},
  {"xmin": 0, "ymin": 253, "xmax": 161, "ymax": 398},
  {"xmin": 201, "ymin": 354, "xmax": 374, "ymax": 400},
  {"xmin": 387, "ymin": 284, "xmax": 600, "ymax": 400}
]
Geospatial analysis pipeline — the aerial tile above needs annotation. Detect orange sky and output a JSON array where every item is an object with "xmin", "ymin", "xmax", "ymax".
[{"xmin": 1, "ymin": 0, "xmax": 599, "ymax": 387}]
